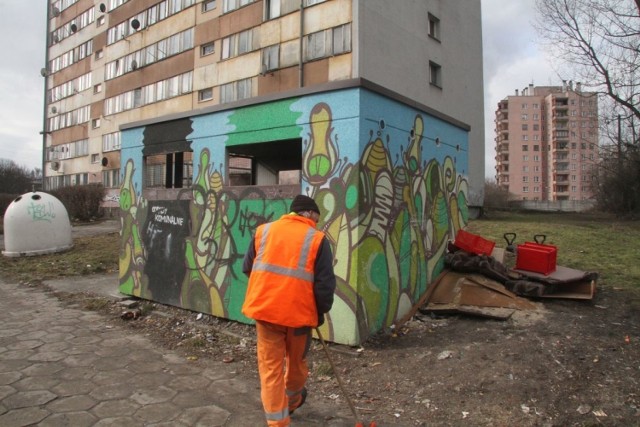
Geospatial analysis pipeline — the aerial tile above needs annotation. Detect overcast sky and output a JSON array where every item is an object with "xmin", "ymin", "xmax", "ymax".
[{"xmin": 0, "ymin": 0, "xmax": 558, "ymax": 178}]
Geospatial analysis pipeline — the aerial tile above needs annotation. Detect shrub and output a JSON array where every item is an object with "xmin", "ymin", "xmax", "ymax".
[{"xmin": 51, "ymin": 184, "xmax": 106, "ymax": 222}]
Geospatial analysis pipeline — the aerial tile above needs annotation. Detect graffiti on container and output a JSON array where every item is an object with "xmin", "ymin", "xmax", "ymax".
[{"xmin": 27, "ymin": 201, "xmax": 55, "ymax": 222}]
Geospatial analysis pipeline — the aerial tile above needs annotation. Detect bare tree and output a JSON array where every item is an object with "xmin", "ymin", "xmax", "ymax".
[
  {"xmin": 534, "ymin": 0, "xmax": 640, "ymax": 122},
  {"xmin": 0, "ymin": 159, "xmax": 35, "ymax": 194}
]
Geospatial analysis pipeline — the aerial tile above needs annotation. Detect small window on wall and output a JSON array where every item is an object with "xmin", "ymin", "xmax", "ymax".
[
  {"xmin": 198, "ymin": 88, "xmax": 213, "ymax": 102},
  {"xmin": 144, "ymin": 151, "xmax": 194, "ymax": 188},
  {"xmin": 201, "ymin": 42, "xmax": 215, "ymax": 56},
  {"xmin": 226, "ymin": 139, "xmax": 301, "ymax": 186},
  {"xmin": 429, "ymin": 61, "xmax": 442, "ymax": 88},
  {"xmin": 428, "ymin": 13, "xmax": 440, "ymax": 41},
  {"xmin": 202, "ymin": 0, "xmax": 216, "ymax": 12}
]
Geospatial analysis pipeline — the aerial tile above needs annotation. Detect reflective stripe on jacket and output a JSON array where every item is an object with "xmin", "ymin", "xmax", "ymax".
[{"xmin": 242, "ymin": 214, "xmax": 325, "ymax": 328}]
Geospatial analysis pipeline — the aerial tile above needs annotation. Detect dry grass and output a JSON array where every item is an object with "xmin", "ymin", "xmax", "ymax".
[
  {"xmin": 467, "ymin": 210, "xmax": 640, "ymax": 290},
  {"xmin": 1, "ymin": 211, "xmax": 638, "ymax": 292},
  {"xmin": 0, "ymin": 232, "xmax": 119, "ymax": 283}
]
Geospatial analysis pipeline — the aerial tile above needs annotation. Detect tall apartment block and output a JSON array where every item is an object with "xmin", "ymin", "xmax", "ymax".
[
  {"xmin": 43, "ymin": 0, "xmax": 484, "ymax": 345},
  {"xmin": 494, "ymin": 83, "xmax": 599, "ymax": 201}
]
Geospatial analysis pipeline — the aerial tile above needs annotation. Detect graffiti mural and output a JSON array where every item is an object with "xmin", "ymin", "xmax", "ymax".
[{"xmin": 119, "ymin": 87, "xmax": 469, "ymax": 345}]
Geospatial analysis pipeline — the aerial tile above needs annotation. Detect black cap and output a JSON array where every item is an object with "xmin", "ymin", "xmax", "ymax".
[{"xmin": 290, "ymin": 194, "xmax": 320, "ymax": 214}]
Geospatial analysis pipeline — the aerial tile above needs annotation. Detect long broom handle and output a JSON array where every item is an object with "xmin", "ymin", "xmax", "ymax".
[{"xmin": 315, "ymin": 327, "xmax": 362, "ymax": 424}]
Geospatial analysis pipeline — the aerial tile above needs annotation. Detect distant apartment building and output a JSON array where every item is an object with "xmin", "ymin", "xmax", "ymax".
[{"xmin": 495, "ymin": 82, "xmax": 599, "ymax": 201}]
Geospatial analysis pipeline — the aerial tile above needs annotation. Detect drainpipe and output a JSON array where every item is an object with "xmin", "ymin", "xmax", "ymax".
[
  {"xmin": 41, "ymin": 4, "xmax": 53, "ymax": 191},
  {"xmin": 299, "ymin": 1, "xmax": 304, "ymax": 87}
]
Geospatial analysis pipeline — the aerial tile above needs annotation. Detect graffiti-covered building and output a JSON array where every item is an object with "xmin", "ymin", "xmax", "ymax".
[{"xmin": 113, "ymin": 0, "xmax": 484, "ymax": 345}]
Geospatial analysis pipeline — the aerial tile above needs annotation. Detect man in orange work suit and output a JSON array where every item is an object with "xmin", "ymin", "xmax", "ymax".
[{"xmin": 242, "ymin": 194, "xmax": 337, "ymax": 427}]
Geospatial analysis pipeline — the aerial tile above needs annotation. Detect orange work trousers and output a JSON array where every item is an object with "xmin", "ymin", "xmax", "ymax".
[{"xmin": 255, "ymin": 320, "xmax": 311, "ymax": 427}]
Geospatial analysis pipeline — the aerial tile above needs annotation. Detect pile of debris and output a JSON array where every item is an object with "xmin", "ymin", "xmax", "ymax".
[{"xmin": 399, "ymin": 230, "xmax": 598, "ymax": 325}]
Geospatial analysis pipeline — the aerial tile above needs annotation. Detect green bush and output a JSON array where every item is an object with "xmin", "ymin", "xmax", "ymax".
[{"xmin": 51, "ymin": 184, "xmax": 106, "ymax": 222}]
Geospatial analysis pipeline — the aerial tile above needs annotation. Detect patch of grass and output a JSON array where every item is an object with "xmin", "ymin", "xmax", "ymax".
[
  {"xmin": 84, "ymin": 297, "xmax": 111, "ymax": 311},
  {"xmin": 467, "ymin": 210, "xmax": 640, "ymax": 290},
  {"xmin": 0, "ymin": 233, "xmax": 119, "ymax": 283},
  {"xmin": 314, "ymin": 361, "xmax": 333, "ymax": 376},
  {"xmin": 180, "ymin": 336, "xmax": 207, "ymax": 349}
]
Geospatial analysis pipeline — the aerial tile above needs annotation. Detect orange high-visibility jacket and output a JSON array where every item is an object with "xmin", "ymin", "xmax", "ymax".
[{"xmin": 242, "ymin": 214, "xmax": 326, "ymax": 328}]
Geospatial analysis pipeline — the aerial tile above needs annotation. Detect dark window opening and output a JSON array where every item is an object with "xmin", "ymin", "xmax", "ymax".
[
  {"xmin": 227, "ymin": 139, "xmax": 301, "ymax": 186},
  {"xmin": 144, "ymin": 151, "xmax": 193, "ymax": 188}
]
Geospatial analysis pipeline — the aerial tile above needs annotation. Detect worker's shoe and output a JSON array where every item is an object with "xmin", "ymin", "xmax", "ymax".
[{"xmin": 289, "ymin": 388, "xmax": 307, "ymax": 415}]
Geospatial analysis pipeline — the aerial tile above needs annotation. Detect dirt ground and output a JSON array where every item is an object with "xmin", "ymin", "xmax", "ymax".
[{"xmin": 43, "ymin": 276, "xmax": 640, "ymax": 427}]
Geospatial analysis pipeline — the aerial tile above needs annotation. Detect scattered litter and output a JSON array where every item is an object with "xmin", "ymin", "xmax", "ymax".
[
  {"xmin": 593, "ymin": 409, "xmax": 607, "ymax": 417},
  {"xmin": 577, "ymin": 404, "xmax": 591, "ymax": 415},
  {"xmin": 624, "ymin": 335, "xmax": 630, "ymax": 343},
  {"xmin": 222, "ymin": 356, "xmax": 234, "ymax": 363},
  {"xmin": 328, "ymin": 393, "xmax": 340, "ymax": 400},
  {"xmin": 521, "ymin": 404, "xmax": 530, "ymax": 414},
  {"xmin": 196, "ymin": 313, "xmax": 203, "ymax": 320},
  {"xmin": 121, "ymin": 309, "xmax": 141, "ymax": 320},
  {"xmin": 186, "ymin": 356, "xmax": 198, "ymax": 361},
  {"xmin": 462, "ymin": 411, "xmax": 469, "ymax": 418},
  {"xmin": 437, "ymin": 350, "xmax": 453, "ymax": 360}
]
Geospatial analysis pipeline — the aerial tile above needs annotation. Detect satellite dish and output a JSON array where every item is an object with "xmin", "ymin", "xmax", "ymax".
[
  {"xmin": 40, "ymin": 68, "xmax": 49, "ymax": 77},
  {"xmin": 70, "ymin": 23, "xmax": 78, "ymax": 33},
  {"xmin": 52, "ymin": 7, "xmax": 60, "ymax": 17},
  {"xmin": 51, "ymin": 161, "xmax": 60, "ymax": 171},
  {"xmin": 131, "ymin": 60, "xmax": 138, "ymax": 70},
  {"xmin": 131, "ymin": 19, "xmax": 140, "ymax": 30},
  {"xmin": 101, "ymin": 157, "xmax": 109, "ymax": 167},
  {"xmin": 52, "ymin": 34, "xmax": 59, "ymax": 43},
  {"xmin": 99, "ymin": 3, "xmax": 106, "ymax": 12},
  {"xmin": 51, "ymin": 106, "xmax": 58, "ymax": 114}
]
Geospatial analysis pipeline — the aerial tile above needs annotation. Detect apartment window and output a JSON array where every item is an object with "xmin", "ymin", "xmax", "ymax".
[
  {"xmin": 102, "ymin": 132, "xmax": 121, "ymax": 152},
  {"xmin": 522, "ymin": 135, "xmax": 528, "ymax": 141},
  {"xmin": 198, "ymin": 88, "xmax": 213, "ymax": 102},
  {"xmin": 429, "ymin": 61, "xmax": 442, "ymax": 88},
  {"xmin": 221, "ymin": 28, "xmax": 259, "ymax": 59},
  {"xmin": 522, "ymin": 103, "xmax": 528, "ymax": 109},
  {"xmin": 201, "ymin": 42, "xmax": 215, "ymax": 56},
  {"xmin": 104, "ymin": 71, "xmax": 193, "ymax": 115},
  {"xmin": 533, "ymin": 114, "xmax": 539, "ymax": 121},
  {"xmin": 523, "ymin": 155, "xmax": 529, "ymax": 161},
  {"xmin": 92, "ymin": 118, "xmax": 101, "ymax": 129},
  {"xmin": 428, "ymin": 13, "xmax": 440, "ymax": 40},
  {"xmin": 202, "ymin": 0, "xmax": 216, "ymax": 12},
  {"xmin": 223, "ymin": 0, "xmax": 257, "ymax": 13},
  {"xmin": 523, "ymin": 166, "xmax": 529, "ymax": 172},
  {"xmin": 332, "ymin": 24, "xmax": 351, "ymax": 55},
  {"xmin": 91, "ymin": 153, "xmax": 100, "ymax": 163},
  {"xmin": 521, "ymin": 114, "xmax": 528, "ymax": 120},
  {"xmin": 262, "ymin": 45, "xmax": 279, "ymax": 72},
  {"xmin": 534, "ymin": 176, "xmax": 540, "ymax": 183},
  {"xmin": 522, "ymin": 124, "xmax": 528, "ymax": 131},
  {"xmin": 144, "ymin": 152, "xmax": 193, "ymax": 188},
  {"xmin": 303, "ymin": 24, "xmax": 351, "ymax": 61},
  {"xmin": 523, "ymin": 186, "xmax": 529, "ymax": 193},
  {"xmin": 94, "ymin": 83, "xmax": 102, "ymax": 94},
  {"xmin": 522, "ymin": 145, "xmax": 528, "ymax": 151},
  {"xmin": 97, "ymin": 15, "xmax": 106, "ymax": 26},
  {"xmin": 107, "ymin": 0, "xmax": 195, "ymax": 45},
  {"xmin": 304, "ymin": 0, "xmax": 326, "ymax": 5},
  {"xmin": 533, "ymin": 103, "xmax": 539, "ymax": 109},
  {"xmin": 523, "ymin": 176, "xmax": 529, "ymax": 182},
  {"xmin": 103, "ymin": 169, "xmax": 121, "ymax": 188},
  {"xmin": 220, "ymin": 78, "xmax": 252, "ymax": 103}
]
